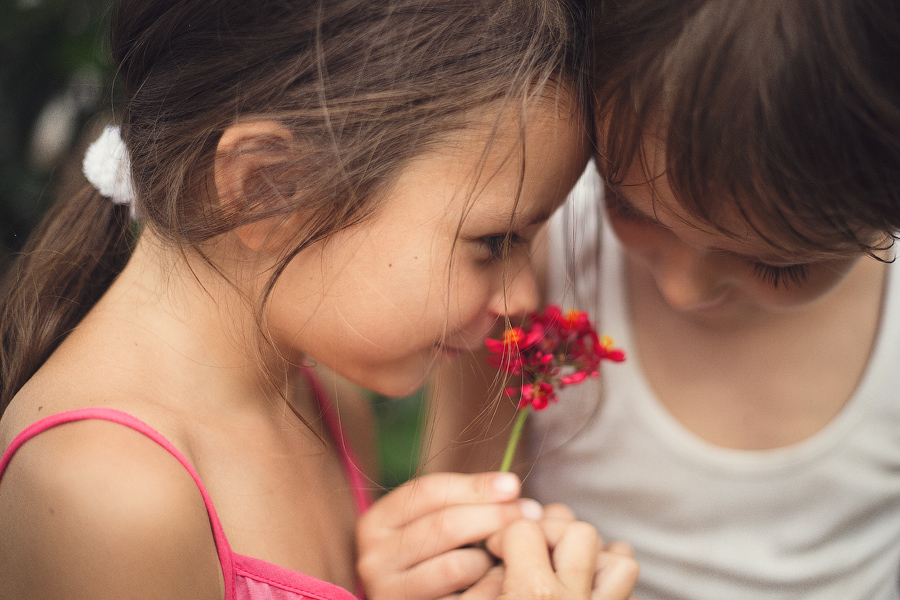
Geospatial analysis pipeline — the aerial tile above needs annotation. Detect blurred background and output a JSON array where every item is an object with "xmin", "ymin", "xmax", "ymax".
[
  {"xmin": 0, "ymin": 0, "xmax": 425, "ymax": 488},
  {"xmin": 0, "ymin": 0, "xmax": 113, "ymax": 270}
]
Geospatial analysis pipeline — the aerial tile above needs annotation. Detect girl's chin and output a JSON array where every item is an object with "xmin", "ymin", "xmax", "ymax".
[{"xmin": 354, "ymin": 366, "xmax": 430, "ymax": 399}]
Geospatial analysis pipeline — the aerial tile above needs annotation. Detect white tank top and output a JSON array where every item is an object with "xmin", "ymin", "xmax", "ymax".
[{"xmin": 526, "ymin": 164, "xmax": 900, "ymax": 600}]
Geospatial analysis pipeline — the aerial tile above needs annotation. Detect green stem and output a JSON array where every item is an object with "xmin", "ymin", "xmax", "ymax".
[{"xmin": 500, "ymin": 407, "xmax": 530, "ymax": 472}]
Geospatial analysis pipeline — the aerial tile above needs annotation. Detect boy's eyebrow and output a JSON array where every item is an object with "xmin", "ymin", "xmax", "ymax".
[
  {"xmin": 607, "ymin": 184, "xmax": 823, "ymax": 265},
  {"xmin": 605, "ymin": 186, "xmax": 670, "ymax": 229}
]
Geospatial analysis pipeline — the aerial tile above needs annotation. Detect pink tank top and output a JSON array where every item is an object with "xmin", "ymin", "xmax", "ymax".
[{"xmin": 0, "ymin": 378, "xmax": 372, "ymax": 600}]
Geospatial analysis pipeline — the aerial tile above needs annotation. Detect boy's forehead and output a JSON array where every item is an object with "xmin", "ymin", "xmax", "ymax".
[{"xmin": 606, "ymin": 180, "xmax": 871, "ymax": 264}]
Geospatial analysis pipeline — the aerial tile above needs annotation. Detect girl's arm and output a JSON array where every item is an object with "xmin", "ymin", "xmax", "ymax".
[{"xmin": 0, "ymin": 419, "xmax": 222, "ymax": 600}]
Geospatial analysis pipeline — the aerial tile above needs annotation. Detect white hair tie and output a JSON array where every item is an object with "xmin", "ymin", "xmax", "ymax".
[{"xmin": 82, "ymin": 125, "xmax": 137, "ymax": 210}]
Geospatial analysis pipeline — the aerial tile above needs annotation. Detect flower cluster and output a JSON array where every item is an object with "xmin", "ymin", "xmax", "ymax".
[
  {"xmin": 485, "ymin": 305, "xmax": 625, "ymax": 471},
  {"xmin": 486, "ymin": 304, "xmax": 625, "ymax": 411}
]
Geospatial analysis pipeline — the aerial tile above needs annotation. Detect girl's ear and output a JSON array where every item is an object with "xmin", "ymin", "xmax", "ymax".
[{"xmin": 214, "ymin": 120, "xmax": 302, "ymax": 252}]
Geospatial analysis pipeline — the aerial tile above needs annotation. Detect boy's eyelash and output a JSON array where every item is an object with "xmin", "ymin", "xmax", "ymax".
[
  {"xmin": 481, "ymin": 233, "xmax": 527, "ymax": 261},
  {"xmin": 751, "ymin": 263, "xmax": 810, "ymax": 288},
  {"xmin": 607, "ymin": 187, "xmax": 810, "ymax": 290}
]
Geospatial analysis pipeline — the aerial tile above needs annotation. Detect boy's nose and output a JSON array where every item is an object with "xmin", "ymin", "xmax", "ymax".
[{"xmin": 653, "ymin": 245, "xmax": 730, "ymax": 311}]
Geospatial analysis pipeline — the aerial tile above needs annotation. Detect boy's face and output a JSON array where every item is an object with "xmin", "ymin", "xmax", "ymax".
[{"xmin": 602, "ymin": 145, "xmax": 882, "ymax": 325}]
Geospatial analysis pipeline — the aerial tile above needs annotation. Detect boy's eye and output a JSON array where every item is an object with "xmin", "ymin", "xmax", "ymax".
[
  {"xmin": 751, "ymin": 262, "xmax": 810, "ymax": 289},
  {"xmin": 606, "ymin": 189, "xmax": 653, "ymax": 225}
]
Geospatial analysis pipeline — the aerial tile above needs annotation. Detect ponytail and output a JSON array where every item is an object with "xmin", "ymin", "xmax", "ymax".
[{"xmin": 0, "ymin": 186, "xmax": 133, "ymax": 412}]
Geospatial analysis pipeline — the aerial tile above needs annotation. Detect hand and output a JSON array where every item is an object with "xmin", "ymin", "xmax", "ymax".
[
  {"xmin": 462, "ymin": 504, "xmax": 639, "ymax": 600},
  {"xmin": 358, "ymin": 471, "xmax": 541, "ymax": 600}
]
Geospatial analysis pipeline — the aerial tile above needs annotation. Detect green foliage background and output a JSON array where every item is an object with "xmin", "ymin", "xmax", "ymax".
[{"xmin": 0, "ymin": 0, "xmax": 423, "ymax": 488}]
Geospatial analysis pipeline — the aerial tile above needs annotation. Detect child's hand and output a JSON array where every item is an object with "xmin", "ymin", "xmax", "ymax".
[
  {"xmin": 357, "ymin": 471, "xmax": 539, "ymax": 600},
  {"xmin": 466, "ymin": 503, "xmax": 639, "ymax": 600}
]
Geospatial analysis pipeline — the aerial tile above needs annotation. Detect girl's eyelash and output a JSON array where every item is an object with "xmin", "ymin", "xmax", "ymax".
[
  {"xmin": 751, "ymin": 263, "xmax": 810, "ymax": 288},
  {"xmin": 481, "ymin": 233, "xmax": 526, "ymax": 261}
]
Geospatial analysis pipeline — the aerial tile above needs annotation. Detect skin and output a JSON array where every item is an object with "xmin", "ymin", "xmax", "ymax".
[
  {"xmin": 427, "ymin": 131, "xmax": 889, "ymax": 467},
  {"xmin": 606, "ymin": 140, "xmax": 888, "ymax": 449},
  {"xmin": 263, "ymin": 102, "xmax": 582, "ymax": 399},
  {"xmin": 357, "ymin": 472, "xmax": 639, "ymax": 600},
  {"xmin": 0, "ymin": 96, "xmax": 638, "ymax": 600}
]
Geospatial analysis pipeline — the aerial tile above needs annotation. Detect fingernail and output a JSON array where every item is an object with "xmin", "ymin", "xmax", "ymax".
[
  {"xmin": 518, "ymin": 498, "xmax": 543, "ymax": 521},
  {"xmin": 491, "ymin": 472, "xmax": 520, "ymax": 497}
]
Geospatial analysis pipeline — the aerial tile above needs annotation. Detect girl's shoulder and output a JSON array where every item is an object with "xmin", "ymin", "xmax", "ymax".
[{"xmin": 0, "ymin": 410, "xmax": 223, "ymax": 599}]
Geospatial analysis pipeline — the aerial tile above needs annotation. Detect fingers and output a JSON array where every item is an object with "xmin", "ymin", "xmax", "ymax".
[
  {"xmin": 592, "ymin": 550, "xmax": 640, "ymax": 600},
  {"xmin": 391, "ymin": 546, "xmax": 498, "ymax": 600},
  {"xmin": 457, "ymin": 565, "xmax": 505, "ymax": 600},
  {"xmin": 490, "ymin": 519, "xmax": 555, "ymax": 587},
  {"xmin": 552, "ymin": 520, "xmax": 600, "ymax": 596},
  {"xmin": 604, "ymin": 541, "xmax": 635, "ymax": 556},
  {"xmin": 482, "ymin": 513, "xmax": 639, "ymax": 600},
  {"xmin": 372, "ymin": 500, "xmax": 534, "ymax": 569},
  {"xmin": 357, "ymin": 472, "xmax": 533, "ymax": 600},
  {"xmin": 364, "ymin": 472, "xmax": 522, "ymax": 530},
  {"xmin": 483, "ymin": 501, "xmax": 572, "ymax": 556},
  {"xmin": 542, "ymin": 502, "xmax": 575, "ymax": 521}
]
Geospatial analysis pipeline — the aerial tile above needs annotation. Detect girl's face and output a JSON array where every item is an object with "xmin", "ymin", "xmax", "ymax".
[
  {"xmin": 269, "ymin": 100, "xmax": 588, "ymax": 396},
  {"xmin": 605, "ymin": 142, "xmax": 872, "ymax": 324}
]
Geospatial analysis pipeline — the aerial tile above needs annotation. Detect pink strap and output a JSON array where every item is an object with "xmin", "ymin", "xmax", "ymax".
[
  {"xmin": 0, "ymin": 374, "xmax": 370, "ymax": 600},
  {"xmin": 0, "ymin": 407, "xmax": 237, "ymax": 599}
]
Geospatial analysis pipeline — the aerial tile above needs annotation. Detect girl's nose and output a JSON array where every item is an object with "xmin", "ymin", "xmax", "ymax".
[
  {"xmin": 653, "ymin": 244, "xmax": 730, "ymax": 311},
  {"xmin": 490, "ymin": 255, "xmax": 540, "ymax": 319}
]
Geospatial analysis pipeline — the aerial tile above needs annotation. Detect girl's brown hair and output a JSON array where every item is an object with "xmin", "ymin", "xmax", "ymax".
[
  {"xmin": 0, "ymin": 0, "xmax": 592, "ymax": 412},
  {"xmin": 593, "ymin": 0, "xmax": 900, "ymax": 255}
]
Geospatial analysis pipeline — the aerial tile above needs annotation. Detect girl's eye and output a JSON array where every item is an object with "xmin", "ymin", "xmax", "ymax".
[
  {"xmin": 751, "ymin": 262, "xmax": 810, "ymax": 289},
  {"xmin": 480, "ymin": 233, "xmax": 526, "ymax": 262}
]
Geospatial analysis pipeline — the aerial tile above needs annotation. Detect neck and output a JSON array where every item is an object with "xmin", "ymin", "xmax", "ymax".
[{"xmin": 86, "ymin": 230, "xmax": 303, "ymax": 415}]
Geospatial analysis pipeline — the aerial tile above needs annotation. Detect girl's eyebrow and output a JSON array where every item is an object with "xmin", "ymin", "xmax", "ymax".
[
  {"xmin": 486, "ymin": 203, "xmax": 558, "ymax": 230},
  {"xmin": 521, "ymin": 204, "xmax": 558, "ymax": 226}
]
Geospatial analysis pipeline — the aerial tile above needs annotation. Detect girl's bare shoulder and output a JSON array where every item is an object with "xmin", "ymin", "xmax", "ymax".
[{"xmin": 0, "ymin": 414, "xmax": 223, "ymax": 599}]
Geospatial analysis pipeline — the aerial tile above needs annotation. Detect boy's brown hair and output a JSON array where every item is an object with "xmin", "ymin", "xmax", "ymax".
[{"xmin": 593, "ymin": 0, "xmax": 900, "ymax": 256}]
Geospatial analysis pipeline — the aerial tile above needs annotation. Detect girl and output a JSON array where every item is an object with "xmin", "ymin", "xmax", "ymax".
[
  {"xmin": 0, "ymin": 1, "xmax": 640, "ymax": 599},
  {"xmin": 429, "ymin": 0, "xmax": 900, "ymax": 598}
]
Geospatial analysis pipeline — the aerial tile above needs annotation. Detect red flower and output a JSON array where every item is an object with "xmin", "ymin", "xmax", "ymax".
[
  {"xmin": 485, "ymin": 304, "xmax": 625, "ymax": 412},
  {"xmin": 518, "ymin": 381, "xmax": 557, "ymax": 410},
  {"xmin": 487, "ymin": 305, "xmax": 625, "ymax": 471}
]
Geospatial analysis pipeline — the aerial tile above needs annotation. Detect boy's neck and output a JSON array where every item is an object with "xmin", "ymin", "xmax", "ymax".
[{"xmin": 626, "ymin": 254, "xmax": 888, "ymax": 450}]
